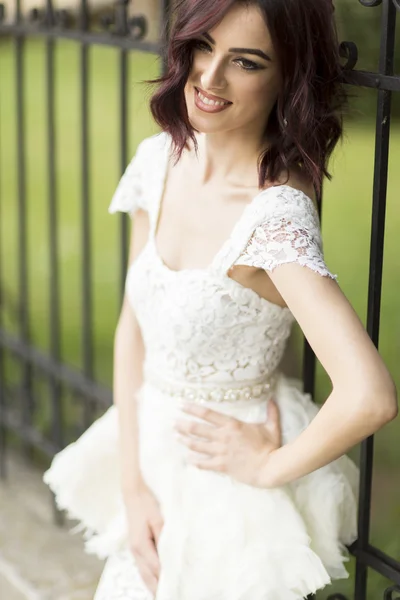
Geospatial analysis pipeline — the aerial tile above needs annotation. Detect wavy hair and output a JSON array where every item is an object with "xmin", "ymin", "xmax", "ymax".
[{"xmin": 146, "ymin": 0, "xmax": 347, "ymax": 200}]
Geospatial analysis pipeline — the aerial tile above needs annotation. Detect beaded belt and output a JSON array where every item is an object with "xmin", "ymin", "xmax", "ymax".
[{"xmin": 144, "ymin": 370, "xmax": 278, "ymax": 404}]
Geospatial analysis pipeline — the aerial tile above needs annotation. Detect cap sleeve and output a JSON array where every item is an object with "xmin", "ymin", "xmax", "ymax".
[
  {"xmin": 233, "ymin": 186, "xmax": 338, "ymax": 280},
  {"xmin": 108, "ymin": 137, "xmax": 149, "ymax": 217}
]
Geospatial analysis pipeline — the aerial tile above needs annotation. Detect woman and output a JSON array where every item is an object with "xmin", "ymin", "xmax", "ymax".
[{"xmin": 44, "ymin": 0, "xmax": 398, "ymax": 598}]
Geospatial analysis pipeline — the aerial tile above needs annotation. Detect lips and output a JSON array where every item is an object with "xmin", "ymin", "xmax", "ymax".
[
  {"xmin": 195, "ymin": 87, "xmax": 232, "ymax": 104},
  {"xmin": 193, "ymin": 85, "xmax": 232, "ymax": 114}
]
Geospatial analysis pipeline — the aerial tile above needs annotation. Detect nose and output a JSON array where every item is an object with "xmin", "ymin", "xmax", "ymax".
[{"xmin": 200, "ymin": 56, "xmax": 227, "ymax": 92}]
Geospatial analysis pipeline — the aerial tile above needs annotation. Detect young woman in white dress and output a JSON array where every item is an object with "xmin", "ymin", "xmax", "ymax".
[{"xmin": 44, "ymin": 0, "xmax": 398, "ymax": 598}]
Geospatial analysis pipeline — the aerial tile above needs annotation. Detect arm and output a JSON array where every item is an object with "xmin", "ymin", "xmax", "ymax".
[
  {"xmin": 108, "ymin": 136, "xmax": 164, "ymax": 593},
  {"xmin": 261, "ymin": 249, "xmax": 398, "ymax": 488},
  {"xmin": 230, "ymin": 177, "xmax": 397, "ymax": 487},
  {"xmin": 113, "ymin": 209, "xmax": 164, "ymax": 592},
  {"xmin": 113, "ymin": 208, "xmax": 148, "ymax": 498}
]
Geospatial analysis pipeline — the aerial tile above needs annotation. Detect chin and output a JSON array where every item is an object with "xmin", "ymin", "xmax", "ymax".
[{"xmin": 186, "ymin": 112, "xmax": 228, "ymax": 135}]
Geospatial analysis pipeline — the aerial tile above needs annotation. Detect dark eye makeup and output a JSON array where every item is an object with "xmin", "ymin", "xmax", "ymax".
[{"xmin": 191, "ymin": 39, "xmax": 264, "ymax": 72}]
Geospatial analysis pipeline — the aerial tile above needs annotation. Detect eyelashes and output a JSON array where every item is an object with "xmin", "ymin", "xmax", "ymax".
[{"xmin": 191, "ymin": 40, "xmax": 263, "ymax": 72}]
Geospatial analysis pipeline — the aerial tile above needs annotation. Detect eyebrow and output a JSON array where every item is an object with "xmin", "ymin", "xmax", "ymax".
[{"xmin": 202, "ymin": 32, "xmax": 272, "ymax": 62}]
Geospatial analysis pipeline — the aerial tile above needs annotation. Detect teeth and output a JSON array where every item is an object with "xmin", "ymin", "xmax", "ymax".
[{"xmin": 197, "ymin": 89, "xmax": 229, "ymax": 107}]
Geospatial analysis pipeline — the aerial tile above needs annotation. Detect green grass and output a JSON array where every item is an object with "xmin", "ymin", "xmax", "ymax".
[{"xmin": 1, "ymin": 37, "xmax": 399, "ymax": 599}]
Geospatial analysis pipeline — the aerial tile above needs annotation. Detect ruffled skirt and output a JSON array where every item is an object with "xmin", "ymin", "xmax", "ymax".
[{"xmin": 43, "ymin": 372, "xmax": 359, "ymax": 600}]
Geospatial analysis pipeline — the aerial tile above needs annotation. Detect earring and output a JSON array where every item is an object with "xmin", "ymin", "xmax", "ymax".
[{"xmin": 283, "ymin": 116, "xmax": 288, "ymax": 128}]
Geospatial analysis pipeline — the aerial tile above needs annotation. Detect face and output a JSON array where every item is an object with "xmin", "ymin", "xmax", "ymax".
[{"xmin": 184, "ymin": 2, "xmax": 281, "ymax": 139}]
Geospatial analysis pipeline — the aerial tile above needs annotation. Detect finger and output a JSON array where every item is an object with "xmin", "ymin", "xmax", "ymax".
[
  {"xmin": 175, "ymin": 419, "xmax": 218, "ymax": 440},
  {"xmin": 139, "ymin": 536, "xmax": 161, "ymax": 578},
  {"xmin": 179, "ymin": 403, "xmax": 234, "ymax": 427},
  {"xmin": 187, "ymin": 455, "xmax": 226, "ymax": 472},
  {"xmin": 135, "ymin": 555, "xmax": 158, "ymax": 595},
  {"xmin": 149, "ymin": 517, "xmax": 164, "ymax": 547},
  {"xmin": 176, "ymin": 434, "xmax": 223, "ymax": 457}
]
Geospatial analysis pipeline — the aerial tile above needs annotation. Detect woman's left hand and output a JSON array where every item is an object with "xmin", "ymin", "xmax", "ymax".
[{"xmin": 174, "ymin": 399, "xmax": 282, "ymax": 488}]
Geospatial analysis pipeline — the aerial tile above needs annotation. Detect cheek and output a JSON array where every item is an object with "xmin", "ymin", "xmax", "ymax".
[
  {"xmin": 242, "ymin": 78, "xmax": 266, "ymax": 99},
  {"xmin": 242, "ymin": 74, "xmax": 279, "ymax": 112},
  {"xmin": 184, "ymin": 80, "xmax": 196, "ymax": 104},
  {"xmin": 237, "ymin": 79, "xmax": 271, "ymax": 112}
]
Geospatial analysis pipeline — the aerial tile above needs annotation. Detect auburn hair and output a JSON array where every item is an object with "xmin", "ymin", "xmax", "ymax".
[{"xmin": 146, "ymin": 0, "xmax": 347, "ymax": 200}]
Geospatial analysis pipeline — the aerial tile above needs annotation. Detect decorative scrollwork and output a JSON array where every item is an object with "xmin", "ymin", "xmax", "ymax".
[
  {"xmin": 4, "ymin": 0, "xmax": 146, "ymax": 36},
  {"xmin": 100, "ymin": 4, "xmax": 147, "ymax": 40},
  {"xmin": 54, "ymin": 9, "xmax": 73, "ymax": 29},
  {"xmin": 339, "ymin": 41, "xmax": 359, "ymax": 70},
  {"xmin": 100, "ymin": 13, "xmax": 113, "ymax": 31},
  {"xmin": 384, "ymin": 584, "xmax": 400, "ymax": 599},
  {"xmin": 28, "ymin": 7, "xmax": 73, "ymax": 29},
  {"xmin": 128, "ymin": 15, "xmax": 147, "ymax": 40},
  {"xmin": 28, "ymin": 8, "xmax": 46, "ymax": 26}
]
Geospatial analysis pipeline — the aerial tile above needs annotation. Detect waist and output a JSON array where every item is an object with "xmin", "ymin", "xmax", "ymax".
[{"xmin": 143, "ymin": 369, "xmax": 279, "ymax": 404}]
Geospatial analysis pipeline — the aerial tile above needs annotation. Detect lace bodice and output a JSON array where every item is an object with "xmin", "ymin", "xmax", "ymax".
[{"xmin": 108, "ymin": 132, "xmax": 337, "ymax": 386}]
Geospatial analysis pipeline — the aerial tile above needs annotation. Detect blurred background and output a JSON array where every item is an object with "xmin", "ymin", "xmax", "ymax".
[{"xmin": 0, "ymin": 0, "xmax": 399, "ymax": 598}]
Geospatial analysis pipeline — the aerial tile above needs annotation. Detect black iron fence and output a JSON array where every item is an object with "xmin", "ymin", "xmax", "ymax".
[{"xmin": 0, "ymin": 0, "xmax": 399, "ymax": 598}]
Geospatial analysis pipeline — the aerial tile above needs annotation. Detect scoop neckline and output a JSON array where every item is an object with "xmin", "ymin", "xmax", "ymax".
[
  {"xmin": 144, "ymin": 240, "xmax": 293, "ymax": 315},
  {"xmin": 150, "ymin": 189, "xmax": 269, "ymax": 275}
]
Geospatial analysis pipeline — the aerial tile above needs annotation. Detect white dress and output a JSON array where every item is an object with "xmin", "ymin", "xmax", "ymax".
[{"xmin": 44, "ymin": 131, "xmax": 360, "ymax": 600}]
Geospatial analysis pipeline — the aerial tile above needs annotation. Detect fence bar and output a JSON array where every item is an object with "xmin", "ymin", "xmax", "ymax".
[
  {"xmin": 45, "ymin": 0, "xmax": 64, "ymax": 456},
  {"xmin": 15, "ymin": 0, "xmax": 34, "ymax": 459},
  {"xmin": 0, "ymin": 86, "xmax": 6, "ymax": 478},
  {"xmin": 160, "ymin": 0, "xmax": 171, "ymax": 75},
  {"xmin": 354, "ymin": 1, "xmax": 397, "ymax": 598},
  {"xmin": 0, "ymin": 23, "xmax": 160, "ymax": 53},
  {"xmin": 342, "ymin": 69, "xmax": 400, "ymax": 92},
  {"xmin": 119, "ymin": 47, "xmax": 129, "ymax": 302},
  {"xmin": 2, "ymin": 406, "xmax": 58, "ymax": 457},
  {"xmin": 353, "ymin": 545, "xmax": 400, "ymax": 585},
  {"xmin": 0, "ymin": 330, "xmax": 111, "ymax": 410},
  {"xmin": 79, "ymin": 0, "xmax": 94, "ymax": 429},
  {"xmin": 0, "ymin": 348, "xmax": 5, "ymax": 478}
]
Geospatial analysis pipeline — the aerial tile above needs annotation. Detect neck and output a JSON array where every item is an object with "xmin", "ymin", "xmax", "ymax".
[{"xmin": 193, "ymin": 128, "xmax": 267, "ymax": 188}]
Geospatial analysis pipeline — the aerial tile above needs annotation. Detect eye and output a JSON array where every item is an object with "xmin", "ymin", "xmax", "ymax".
[
  {"xmin": 234, "ymin": 58, "xmax": 262, "ymax": 72},
  {"xmin": 191, "ymin": 40, "xmax": 263, "ymax": 72}
]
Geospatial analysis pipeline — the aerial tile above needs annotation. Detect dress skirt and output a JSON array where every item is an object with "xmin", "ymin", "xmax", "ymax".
[{"xmin": 44, "ymin": 371, "xmax": 359, "ymax": 600}]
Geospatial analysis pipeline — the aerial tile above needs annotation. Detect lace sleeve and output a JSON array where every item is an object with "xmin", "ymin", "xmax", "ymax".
[
  {"xmin": 233, "ymin": 186, "xmax": 338, "ymax": 280},
  {"xmin": 108, "ymin": 138, "xmax": 149, "ymax": 217}
]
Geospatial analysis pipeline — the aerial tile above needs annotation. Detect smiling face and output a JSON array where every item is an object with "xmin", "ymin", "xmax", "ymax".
[{"xmin": 184, "ymin": 1, "xmax": 281, "ymax": 139}]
